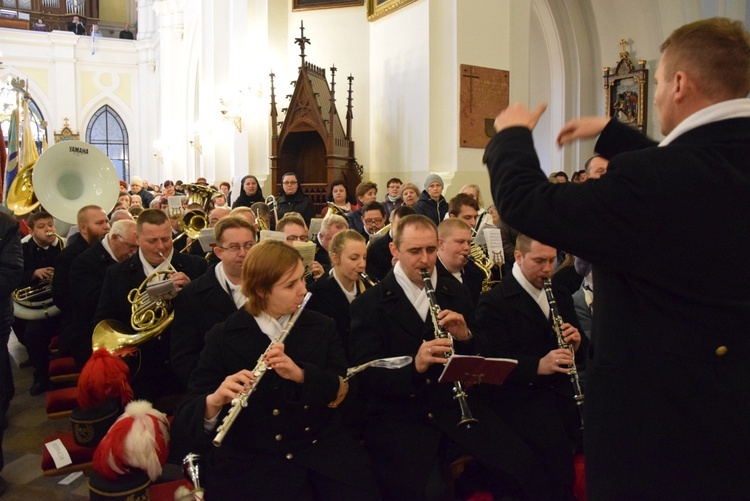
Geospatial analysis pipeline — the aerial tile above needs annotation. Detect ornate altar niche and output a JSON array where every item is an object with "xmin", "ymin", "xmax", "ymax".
[
  {"xmin": 603, "ymin": 39, "xmax": 648, "ymax": 134},
  {"xmin": 270, "ymin": 22, "xmax": 362, "ymax": 216}
]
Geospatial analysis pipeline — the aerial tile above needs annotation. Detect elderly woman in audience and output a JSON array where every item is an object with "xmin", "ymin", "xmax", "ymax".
[
  {"xmin": 400, "ymin": 182, "xmax": 419, "ymax": 209},
  {"xmin": 322, "ymin": 179, "xmax": 353, "ymax": 217}
]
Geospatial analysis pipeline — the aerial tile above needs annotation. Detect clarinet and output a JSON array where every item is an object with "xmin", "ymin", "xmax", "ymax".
[
  {"xmin": 359, "ymin": 272, "xmax": 378, "ymax": 288},
  {"xmin": 420, "ymin": 269, "xmax": 478, "ymax": 428},
  {"xmin": 542, "ymin": 279, "xmax": 584, "ymax": 428},
  {"xmin": 213, "ymin": 292, "xmax": 312, "ymax": 447}
]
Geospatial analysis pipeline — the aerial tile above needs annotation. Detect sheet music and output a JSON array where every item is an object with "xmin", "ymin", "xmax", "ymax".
[{"xmin": 483, "ymin": 227, "xmax": 505, "ymax": 264}]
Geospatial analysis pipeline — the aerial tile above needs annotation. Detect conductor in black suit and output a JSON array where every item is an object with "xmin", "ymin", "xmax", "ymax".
[
  {"xmin": 484, "ymin": 18, "xmax": 750, "ymax": 500},
  {"xmin": 475, "ymin": 234, "xmax": 583, "ymax": 499},
  {"xmin": 67, "ymin": 15, "xmax": 85, "ymax": 35},
  {"xmin": 171, "ymin": 216, "xmax": 256, "ymax": 387},
  {"xmin": 350, "ymin": 215, "xmax": 534, "ymax": 499},
  {"xmin": 67, "ymin": 219, "xmax": 139, "ymax": 368},
  {"xmin": 94, "ymin": 209, "xmax": 207, "ymax": 403}
]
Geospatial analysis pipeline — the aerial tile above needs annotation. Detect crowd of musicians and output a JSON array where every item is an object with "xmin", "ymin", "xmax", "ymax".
[{"xmin": 2, "ymin": 166, "xmax": 597, "ymax": 500}]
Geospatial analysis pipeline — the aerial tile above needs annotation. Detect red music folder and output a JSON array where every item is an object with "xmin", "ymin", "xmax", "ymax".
[{"xmin": 438, "ymin": 355, "xmax": 518, "ymax": 387}]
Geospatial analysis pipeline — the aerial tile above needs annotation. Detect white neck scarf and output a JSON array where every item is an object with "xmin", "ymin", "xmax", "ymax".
[
  {"xmin": 214, "ymin": 262, "xmax": 246, "ymax": 309},
  {"xmin": 254, "ymin": 311, "xmax": 293, "ymax": 343},
  {"xmin": 393, "ymin": 261, "xmax": 436, "ymax": 322},
  {"xmin": 101, "ymin": 234, "xmax": 118, "ymax": 262},
  {"xmin": 659, "ymin": 98, "xmax": 750, "ymax": 146},
  {"xmin": 139, "ymin": 248, "xmax": 175, "ymax": 282},
  {"xmin": 512, "ymin": 262, "xmax": 550, "ymax": 319},
  {"xmin": 332, "ymin": 268, "xmax": 358, "ymax": 304}
]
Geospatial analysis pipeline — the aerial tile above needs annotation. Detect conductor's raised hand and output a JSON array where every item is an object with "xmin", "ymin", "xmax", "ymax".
[
  {"xmin": 493, "ymin": 103, "xmax": 548, "ymax": 133},
  {"xmin": 556, "ymin": 116, "xmax": 610, "ymax": 146}
]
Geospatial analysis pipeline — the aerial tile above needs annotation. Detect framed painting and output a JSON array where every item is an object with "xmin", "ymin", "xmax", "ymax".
[
  {"xmin": 603, "ymin": 39, "xmax": 648, "ymax": 133},
  {"xmin": 367, "ymin": 0, "xmax": 418, "ymax": 21},
  {"xmin": 293, "ymin": 0, "xmax": 363, "ymax": 11}
]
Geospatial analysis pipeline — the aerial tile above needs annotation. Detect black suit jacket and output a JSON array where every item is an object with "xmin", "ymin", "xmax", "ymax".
[
  {"xmin": 66, "ymin": 239, "xmax": 116, "ymax": 366},
  {"xmin": 21, "ymin": 238, "xmax": 63, "ymax": 287},
  {"xmin": 350, "ymin": 271, "xmax": 533, "ymax": 497},
  {"xmin": 94, "ymin": 252, "xmax": 207, "ymax": 400},
  {"xmin": 170, "ymin": 266, "xmax": 237, "ymax": 387},
  {"xmin": 435, "ymin": 256, "xmax": 483, "ymax": 306},
  {"xmin": 365, "ymin": 232, "xmax": 392, "ymax": 281},
  {"xmin": 52, "ymin": 233, "xmax": 90, "ymax": 313},
  {"xmin": 170, "ymin": 308, "xmax": 377, "ymax": 499},
  {"xmin": 485, "ymin": 117, "xmax": 750, "ymax": 499},
  {"xmin": 306, "ymin": 273, "xmax": 355, "ymax": 359}
]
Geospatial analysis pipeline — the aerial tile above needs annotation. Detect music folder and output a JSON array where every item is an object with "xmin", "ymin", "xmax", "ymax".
[{"xmin": 438, "ymin": 355, "xmax": 518, "ymax": 387}]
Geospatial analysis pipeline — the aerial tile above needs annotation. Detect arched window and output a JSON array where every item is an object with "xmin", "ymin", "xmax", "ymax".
[{"xmin": 86, "ymin": 105, "xmax": 129, "ymax": 182}]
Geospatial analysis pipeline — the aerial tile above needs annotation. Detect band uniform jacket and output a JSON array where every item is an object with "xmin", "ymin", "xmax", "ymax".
[
  {"xmin": 306, "ymin": 273, "xmax": 356, "ymax": 358},
  {"xmin": 484, "ymin": 117, "xmax": 750, "ymax": 499},
  {"xmin": 21, "ymin": 237, "xmax": 63, "ymax": 287},
  {"xmin": 93, "ymin": 252, "xmax": 207, "ymax": 401},
  {"xmin": 365, "ymin": 231, "xmax": 393, "ymax": 281},
  {"xmin": 349, "ymin": 271, "xmax": 534, "ymax": 497},
  {"xmin": 475, "ymin": 272, "xmax": 584, "ymax": 497},
  {"xmin": 435, "ymin": 256, "xmax": 484, "ymax": 306},
  {"xmin": 170, "ymin": 308, "xmax": 378, "ymax": 499},
  {"xmin": 170, "ymin": 265, "xmax": 237, "ymax": 387},
  {"xmin": 66, "ymin": 239, "xmax": 116, "ymax": 367},
  {"xmin": 52, "ymin": 233, "xmax": 89, "ymax": 314}
]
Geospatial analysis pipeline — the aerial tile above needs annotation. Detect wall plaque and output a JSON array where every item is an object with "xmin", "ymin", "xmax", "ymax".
[{"xmin": 459, "ymin": 64, "xmax": 509, "ymax": 149}]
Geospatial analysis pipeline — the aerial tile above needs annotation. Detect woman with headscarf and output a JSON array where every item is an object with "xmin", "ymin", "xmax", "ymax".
[{"xmin": 231, "ymin": 175, "xmax": 265, "ymax": 209}]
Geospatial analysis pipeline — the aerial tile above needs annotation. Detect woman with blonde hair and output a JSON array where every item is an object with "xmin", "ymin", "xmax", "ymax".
[{"xmin": 171, "ymin": 240, "xmax": 378, "ymax": 499}]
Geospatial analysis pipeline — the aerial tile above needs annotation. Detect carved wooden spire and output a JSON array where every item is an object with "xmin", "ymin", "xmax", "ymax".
[
  {"xmin": 270, "ymin": 72, "xmax": 278, "ymax": 139},
  {"xmin": 328, "ymin": 65, "xmax": 337, "ymax": 136},
  {"xmin": 295, "ymin": 21, "xmax": 311, "ymax": 65},
  {"xmin": 346, "ymin": 74, "xmax": 354, "ymax": 140}
]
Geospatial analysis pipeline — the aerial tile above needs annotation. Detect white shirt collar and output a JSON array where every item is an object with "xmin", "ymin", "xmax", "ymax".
[
  {"xmin": 139, "ymin": 248, "xmax": 175, "ymax": 280},
  {"xmin": 393, "ymin": 261, "xmax": 436, "ymax": 322},
  {"xmin": 332, "ymin": 268, "xmax": 358, "ymax": 304},
  {"xmin": 254, "ymin": 311, "xmax": 293, "ymax": 343},
  {"xmin": 438, "ymin": 254, "xmax": 463, "ymax": 283},
  {"xmin": 101, "ymin": 234, "xmax": 118, "ymax": 262},
  {"xmin": 214, "ymin": 262, "xmax": 246, "ymax": 309},
  {"xmin": 659, "ymin": 98, "xmax": 750, "ymax": 146},
  {"xmin": 512, "ymin": 261, "xmax": 550, "ymax": 319}
]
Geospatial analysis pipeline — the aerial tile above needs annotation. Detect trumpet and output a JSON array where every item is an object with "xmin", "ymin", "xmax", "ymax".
[
  {"xmin": 213, "ymin": 292, "xmax": 312, "ymax": 447},
  {"xmin": 542, "ymin": 279, "xmax": 584, "ymax": 429},
  {"xmin": 420, "ymin": 269, "xmax": 478, "ymax": 428}
]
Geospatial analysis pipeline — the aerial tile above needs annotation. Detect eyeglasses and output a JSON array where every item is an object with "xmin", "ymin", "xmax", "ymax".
[
  {"xmin": 364, "ymin": 218, "xmax": 384, "ymax": 225},
  {"xmin": 285, "ymin": 235, "xmax": 309, "ymax": 242},
  {"xmin": 218, "ymin": 242, "xmax": 254, "ymax": 253},
  {"xmin": 282, "ymin": 180, "xmax": 298, "ymax": 185}
]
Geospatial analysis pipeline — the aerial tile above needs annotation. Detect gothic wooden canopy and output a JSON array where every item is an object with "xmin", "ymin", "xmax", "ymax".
[{"xmin": 270, "ymin": 21, "xmax": 361, "ymax": 214}]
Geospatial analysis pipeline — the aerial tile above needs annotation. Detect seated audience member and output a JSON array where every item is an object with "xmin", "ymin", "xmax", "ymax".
[
  {"xmin": 365, "ymin": 205, "xmax": 415, "ymax": 281},
  {"xmin": 414, "ymin": 174, "xmax": 448, "ymax": 226},
  {"xmin": 314, "ymin": 214, "xmax": 348, "ymax": 271},
  {"xmin": 67, "ymin": 220, "xmax": 138, "ymax": 368},
  {"xmin": 475, "ymin": 234, "xmax": 585, "ymax": 499},
  {"xmin": 93, "ymin": 209, "xmax": 207, "ymax": 401},
  {"xmin": 276, "ymin": 214, "xmax": 324, "ymax": 281},
  {"xmin": 55, "ymin": 205, "xmax": 110, "ymax": 359},
  {"xmin": 323, "ymin": 179, "xmax": 353, "ymax": 217},
  {"xmin": 170, "ymin": 240, "xmax": 380, "ymax": 500},
  {"xmin": 359, "ymin": 201, "xmax": 387, "ymax": 241},
  {"xmin": 400, "ymin": 182, "xmax": 419, "ymax": 209},
  {"xmin": 129, "ymin": 176, "xmax": 154, "ymax": 208},
  {"xmin": 32, "ymin": 18, "xmax": 48, "ymax": 32},
  {"xmin": 130, "ymin": 194, "xmax": 142, "ymax": 207},
  {"xmin": 231, "ymin": 175, "xmax": 264, "ymax": 209},
  {"xmin": 347, "ymin": 181, "xmax": 378, "ymax": 235},
  {"xmin": 584, "ymin": 154, "xmax": 608, "ymax": 179},
  {"xmin": 67, "ymin": 15, "xmax": 85, "ymax": 35},
  {"xmin": 219, "ymin": 181, "xmax": 232, "ymax": 206},
  {"xmin": 119, "ymin": 23, "xmax": 134, "ymax": 39},
  {"xmin": 350, "ymin": 214, "xmax": 534, "ymax": 499},
  {"xmin": 436, "ymin": 218, "xmax": 484, "ymax": 305},
  {"xmin": 171, "ymin": 216, "xmax": 256, "ymax": 386},
  {"xmin": 276, "ymin": 172, "xmax": 315, "ymax": 225},
  {"xmin": 382, "ymin": 177, "xmax": 403, "ymax": 217},
  {"xmin": 14, "ymin": 212, "xmax": 65, "ymax": 395}
]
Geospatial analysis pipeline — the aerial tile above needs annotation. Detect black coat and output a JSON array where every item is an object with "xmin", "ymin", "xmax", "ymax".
[
  {"xmin": 306, "ymin": 273, "xmax": 355, "ymax": 358},
  {"xmin": 66, "ymin": 239, "xmax": 116, "ymax": 367},
  {"xmin": 52, "ymin": 233, "xmax": 90, "ymax": 313},
  {"xmin": 231, "ymin": 190, "xmax": 264, "ymax": 209},
  {"xmin": 435, "ymin": 256, "xmax": 484, "ymax": 306},
  {"xmin": 349, "ymin": 271, "xmax": 534, "ymax": 497},
  {"xmin": 170, "ymin": 308, "xmax": 378, "ymax": 499},
  {"xmin": 365, "ymin": 232, "xmax": 393, "ymax": 281},
  {"xmin": 0, "ymin": 214, "xmax": 22, "ymax": 435},
  {"xmin": 277, "ymin": 189, "xmax": 316, "ymax": 226},
  {"xmin": 170, "ymin": 265, "xmax": 237, "ymax": 387},
  {"xmin": 485, "ymin": 118, "xmax": 750, "ymax": 499},
  {"xmin": 93, "ymin": 252, "xmax": 207, "ymax": 401},
  {"xmin": 413, "ymin": 190, "xmax": 448, "ymax": 226},
  {"xmin": 21, "ymin": 238, "xmax": 63, "ymax": 286}
]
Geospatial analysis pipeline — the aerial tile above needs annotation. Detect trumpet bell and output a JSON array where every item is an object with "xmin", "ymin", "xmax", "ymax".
[
  {"xmin": 33, "ymin": 140, "xmax": 120, "ymax": 224},
  {"xmin": 6, "ymin": 161, "xmax": 40, "ymax": 216},
  {"xmin": 180, "ymin": 210, "xmax": 207, "ymax": 240}
]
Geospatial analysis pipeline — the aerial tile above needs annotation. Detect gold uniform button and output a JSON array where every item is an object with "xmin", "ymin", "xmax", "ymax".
[
  {"xmin": 312, "ymin": 439, "xmax": 318, "ymax": 444},
  {"xmin": 425, "ymin": 378, "xmax": 432, "ymax": 385},
  {"xmin": 275, "ymin": 434, "xmax": 282, "ymax": 441},
  {"xmin": 286, "ymin": 453, "xmax": 293, "ymax": 460},
  {"xmin": 272, "ymin": 409, "xmax": 280, "ymax": 416},
  {"xmin": 427, "ymin": 413, "xmax": 434, "ymax": 419},
  {"xmin": 304, "ymin": 405, "xmax": 310, "ymax": 410},
  {"xmin": 304, "ymin": 427, "xmax": 311, "ymax": 432},
  {"xmin": 715, "ymin": 346, "xmax": 728, "ymax": 357}
]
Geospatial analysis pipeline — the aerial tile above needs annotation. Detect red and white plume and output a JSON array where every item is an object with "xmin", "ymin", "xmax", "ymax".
[
  {"xmin": 93, "ymin": 400, "xmax": 170, "ymax": 481},
  {"xmin": 77, "ymin": 348, "xmax": 134, "ymax": 409}
]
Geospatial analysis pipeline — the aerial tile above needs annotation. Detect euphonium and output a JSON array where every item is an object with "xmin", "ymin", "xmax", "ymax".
[
  {"xmin": 12, "ymin": 232, "xmax": 65, "ymax": 320},
  {"xmin": 420, "ymin": 269, "xmax": 478, "ymax": 428},
  {"xmin": 542, "ymin": 278, "xmax": 584, "ymax": 429},
  {"xmin": 213, "ymin": 292, "xmax": 312, "ymax": 447}
]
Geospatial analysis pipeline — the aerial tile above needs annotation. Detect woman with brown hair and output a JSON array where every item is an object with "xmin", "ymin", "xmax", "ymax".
[{"xmin": 171, "ymin": 240, "xmax": 378, "ymax": 499}]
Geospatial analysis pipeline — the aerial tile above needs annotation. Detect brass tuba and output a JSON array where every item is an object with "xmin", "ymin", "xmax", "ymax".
[{"xmin": 12, "ymin": 231, "xmax": 65, "ymax": 320}]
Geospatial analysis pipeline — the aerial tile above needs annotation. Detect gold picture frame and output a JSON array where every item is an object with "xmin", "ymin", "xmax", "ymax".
[
  {"xmin": 603, "ymin": 39, "xmax": 648, "ymax": 133},
  {"xmin": 367, "ymin": 0, "xmax": 418, "ymax": 21},
  {"xmin": 293, "ymin": 0, "xmax": 363, "ymax": 11}
]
